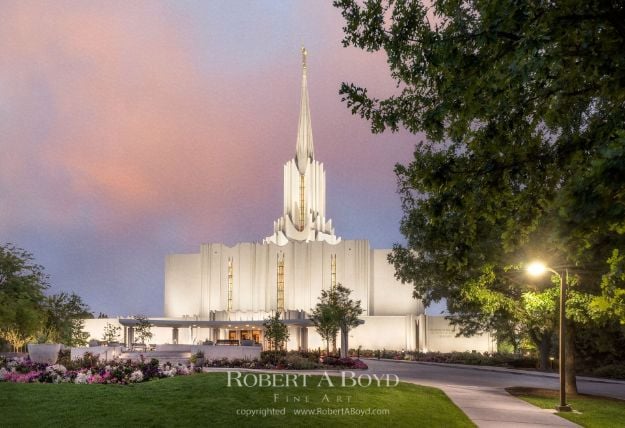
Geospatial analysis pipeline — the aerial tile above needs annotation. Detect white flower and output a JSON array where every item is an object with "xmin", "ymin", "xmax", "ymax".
[
  {"xmin": 0, "ymin": 368, "xmax": 8, "ymax": 380},
  {"xmin": 129, "ymin": 370, "xmax": 143, "ymax": 383},
  {"xmin": 163, "ymin": 367, "xmax": 177, "ymax": 377},
  {"xmin": 46, "ymin": 364, "xmax": 67, "ymax": 375},
  {"xmin": 74, "ymin": 372, "xmax": 89, "ymax": 384},
  {"xmin": 175, "ymin": 364, "xmax": 189, "ymax": 375}
]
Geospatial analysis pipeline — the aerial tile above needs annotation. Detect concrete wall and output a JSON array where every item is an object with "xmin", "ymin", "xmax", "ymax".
[
  {"xmin": 82, "ymin": 318, "xmax": 123, "ymax": 343},
  {"xmin": 349, "ymin": 315, "xmax": 418, "ymax": 351},
  {"xmin": 419, "ymin": 315, "xmax": 496, "ymax": 353},
  {"xmin": 164, "ymin": 253, "xmax": 201, "ymax": 317},
  {"xmin": 71, "ymin": 346, "xmax": 122, "ymax": 361},
  {"xmin": 165, "ymin": 240, "xmax": 375, "ymax": 317},
  {"xmin": 193, "ymin": 345, "xmax": 261, "ymax": 360},
  {"xmin": 307, "ymin": 315, "xmax": 418, "ymax": 352},
  {"xmin": 370, "ymin": 250, "xmax": 423, "ymax": 316}
]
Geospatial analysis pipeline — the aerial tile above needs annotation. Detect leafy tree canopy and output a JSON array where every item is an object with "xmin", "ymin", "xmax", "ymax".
[
  {"xmin": 263, "ymin": 312, "xmax": 290, "ymax": 351},
  {"xmin": 0, "ymin": 244, "xmax": 49, "ymax": 350},
  {"xmin": 0, "ymin": 244, "xmax": 92, "ymax": 349},
  {"xmin": 40, "ymin": 292, "xmax": 92, "ymax": 347},
  {"xmin": 311, "ymin": 284, "xmax": 363, "ymax": 357},
  {"xmin": 334, "ymin": 0, "xmax": 625, "ymax": 332}
]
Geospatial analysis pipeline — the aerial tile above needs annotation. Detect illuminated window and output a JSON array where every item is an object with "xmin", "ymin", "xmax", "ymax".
[
  {"xmin": 227, "ymin": 257, "xmax": 233, "ymax": 311},
  {"xmin": 277, "ymin": 254, "xmax": 285, "ymax": 313},
  {"xmin": 299, "ymin": 174, "xmax": 305, "ymax": 231},
  {"xmin": 331, "ymin": 254, "xmax": 337, "ymax": 289}
]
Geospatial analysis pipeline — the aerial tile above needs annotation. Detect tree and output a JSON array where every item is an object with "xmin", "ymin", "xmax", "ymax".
[
  {"xmin": 311, "ymin": 294, "xmax": 340, "ymax": 355},
  {"xmin": 263, "ymin": 312, "xmax": 290, "ymax": 351},
  {"xmin": 335, "ymin": 0, "xmax": 625, "ymax": 393},
  {"xmin": 520, "ymin": 289, "xmax": 558, "ymax": 370},
  {"xmin": 133, "ymin": 315, "xmax": 153, "ymax": 345},
  {"xmin": 312, "ymin": 285, "xmax": 363, "ymax": 358},
  {"xmin": 0, "ymin": 244, "xmax": 48, "ymax": 351},
  {"xmin": 40, "ymin": 292, "xmax": 91, "ymax": 346},
  {"xmin": 333, "ymin": 285, "xmax": 364, "ymax": 358},
  {"xmin": 102, "ymin": 322, "xmax": 121, "ymax": 344}
]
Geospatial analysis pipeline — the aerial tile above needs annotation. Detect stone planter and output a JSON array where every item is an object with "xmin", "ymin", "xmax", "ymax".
[{"xmin": 27, "ymin": 343, "xmax": 61, "ymax": 364}]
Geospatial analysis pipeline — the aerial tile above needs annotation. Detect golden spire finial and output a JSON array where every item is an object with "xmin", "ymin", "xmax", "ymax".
[{"xmin": 301, "ymin": 46, "xmax": 307, "ymax": 69}]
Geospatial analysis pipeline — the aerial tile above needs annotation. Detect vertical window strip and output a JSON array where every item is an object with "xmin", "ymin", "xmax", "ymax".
[
  {"xmin": 331, "ymin": 254, "xmax": 337, "ymax": 289},
  {"xmin": 299, "ymin": 174, "xmax": 305, "ymax": 231},
  {"xmin": 277, "ymin": 254, "xmax": 285, "ymax": 313},
  {"xmin": 227, "ymin": 257, "xmax": 233, "ymax": 311}
]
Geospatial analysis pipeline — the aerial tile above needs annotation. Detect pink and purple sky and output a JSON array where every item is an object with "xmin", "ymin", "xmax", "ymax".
[{"xmin": 1, "ymin": 1, "xmax": 424, "ymax": 316}]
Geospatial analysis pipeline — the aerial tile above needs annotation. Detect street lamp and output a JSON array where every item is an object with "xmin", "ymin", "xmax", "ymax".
[{"xmin": 526, "ymin": 261, "xmax": 572, "ymax": 412}]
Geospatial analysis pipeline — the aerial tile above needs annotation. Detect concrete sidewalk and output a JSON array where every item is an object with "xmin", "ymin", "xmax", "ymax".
[
  {"xmin": 408, "ymin": 382, "xmax": 579, "ymax": 427},
  {"xmin": 365, "ymin": 359, "xmax": 593, "ymax": 427}
]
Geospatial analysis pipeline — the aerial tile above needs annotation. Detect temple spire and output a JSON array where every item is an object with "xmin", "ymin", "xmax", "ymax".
[{"xmin": 295, "ymin": 46, "xmax": 314, "ymax": 174}]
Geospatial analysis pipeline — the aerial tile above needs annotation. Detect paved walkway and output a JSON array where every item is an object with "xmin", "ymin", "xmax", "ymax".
[
  {"xmin": 363, "ymin": 359, "xmax": 625, "ymax": 427},
  {"xmin": 412, "ymin": 383, "xmax": 578, "ymax": 427}
]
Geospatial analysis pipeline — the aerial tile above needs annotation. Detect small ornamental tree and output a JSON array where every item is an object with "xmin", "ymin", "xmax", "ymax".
[
  {"xmin": 133, "ymin": 315, "xmax": 153, "ymax": 345},
  {"xmin": 311, "ymin": 288, "xmax": 340, "ymax": 355},
  {"xmin": 102, "ymin": 322, "xmax": 122, "ymax": 344},
  {"xmin": 263, "ymin": 312, "xmax": 290, "ymax": 351},
  {"xmin": 333, "ymin": 284, "xmax": 363, "ymax": 358},
  {"xmin": 311, "ymin": 302, "xmax": 339, "ymax": 356},
  {"xmin": 312, "ymin": 284, "xmax": 363, "ymax": 358}
]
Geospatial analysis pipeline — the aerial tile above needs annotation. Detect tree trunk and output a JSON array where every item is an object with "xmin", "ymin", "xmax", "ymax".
[
  {"xmin": 340, "ymin": 328, "xmax": 348, "ymax": 358},
  {"xmin": 331, "ymin": 334, "xmax": 337, "ymax": 355},
  {"xmin": 538, "ymin": 333, "xmax": 551, "ymax": 371},
  {"xmin": 565, "ymin": 321, "xmax": 578, "ymax": 395},
  {"xmin": 528, "ymin": 329, "xmax": 551, "ymax": 371}
]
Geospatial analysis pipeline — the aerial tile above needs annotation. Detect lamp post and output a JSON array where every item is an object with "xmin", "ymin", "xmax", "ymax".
[{"xmin": 526, "ymin": 262, "xmax": 573, "ymax": 412}]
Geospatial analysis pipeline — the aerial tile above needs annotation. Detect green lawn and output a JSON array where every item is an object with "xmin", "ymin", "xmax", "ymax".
[
  {"xmin": 507, "ymin": 387, "xmax": 625, "ymax": 428},
  {"xmin": 0, "ymin": 373, "xmax": 474, "ymax": 427}
]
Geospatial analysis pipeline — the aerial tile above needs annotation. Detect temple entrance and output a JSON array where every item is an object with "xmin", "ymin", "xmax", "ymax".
[
  {"xmin": 241, "ymin": 329, "xmax": 262, "ymax": 345},
  {"xmin": 227, "ymin": 329, "xmax": 262, "ymax": 345}
]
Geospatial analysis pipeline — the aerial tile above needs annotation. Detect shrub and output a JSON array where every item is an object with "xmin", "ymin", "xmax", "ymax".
[
  {"xmin": 74, "ymin": 352, "xmax": 99, "ymax": 369},
  {"xmin": 57, "ymin": 349, "xmax": 71, "ymax": 367},
  {"xmin": 593, "ymin": 364, "xmax": 625, "ymax": 380},
  {"xmin": 261, "ymin": 350, "xmax": 286, "ymax": 366},
  {"xmin": 285, "ymin": 354, "xmax": 321, "ymax": 370}
]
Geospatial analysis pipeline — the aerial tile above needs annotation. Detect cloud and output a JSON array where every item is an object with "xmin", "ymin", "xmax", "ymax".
[
  {"xmin": 0, "ymin": 2, "xmax": 416, "ymax": 314},
  {"xmin": 0, "ymin": 2, "xmax": 276, "ymax": 240}
]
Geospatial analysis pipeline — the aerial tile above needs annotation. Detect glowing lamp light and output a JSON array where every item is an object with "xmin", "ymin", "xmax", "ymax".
[{"xmin": 527, "ymin": 261, "xmax": 547, "ymax": 277}]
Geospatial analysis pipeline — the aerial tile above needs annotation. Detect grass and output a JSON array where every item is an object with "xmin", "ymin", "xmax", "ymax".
[
  {"xmin": 0, "ymin": 373, "xmax": 474, "ymax": 427},
  {"xmin": 507, "ymin": 387, "xmax": 625, "ymax": 428}
]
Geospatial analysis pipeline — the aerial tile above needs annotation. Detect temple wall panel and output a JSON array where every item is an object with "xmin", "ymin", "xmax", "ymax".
[
  {"xmin": 164, "ymin": 253, "xmax": 201, "ymax": 317},
  {"xmin": 371, "ymin": 249, "xmax": 422, "ymax": 316}
]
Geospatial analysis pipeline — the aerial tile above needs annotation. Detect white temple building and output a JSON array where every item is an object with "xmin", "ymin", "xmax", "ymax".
[{"xmin": 83, "ymin": 49, "xmax": 494, "ymax": 354}]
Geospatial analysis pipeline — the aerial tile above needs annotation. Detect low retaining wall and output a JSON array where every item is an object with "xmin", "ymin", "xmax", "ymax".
[
  {"xmin": 155, "ymin": 345, "xmax": 262, "ymax": 360},
  {"xmin": 192, "ymin": 345, "xmax": 261, "ymax": 360},
  {"xmin": 71, "ymin": 346, "xmax": 122, "ymax": 362},
  {"xmin": 154, "ymin": 344, "xmax": 261, "ymax": 360}
]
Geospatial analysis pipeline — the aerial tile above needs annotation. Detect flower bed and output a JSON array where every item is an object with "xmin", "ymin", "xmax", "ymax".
[
  {"xmin": 0, "ymin": 355, "xmax": 196, "ymax": 385},
  {"xmin": 0, "ymin": 350, "xmax": 368, "ymax": 385}
]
